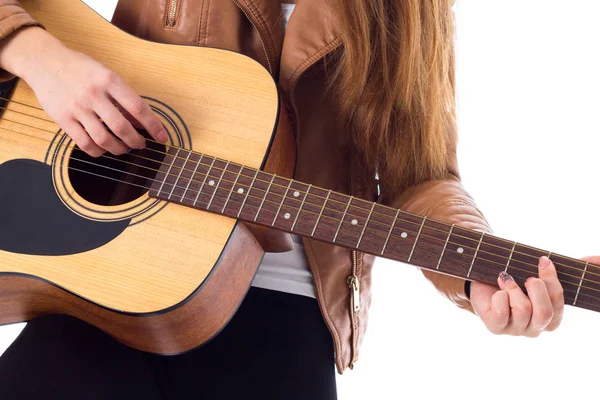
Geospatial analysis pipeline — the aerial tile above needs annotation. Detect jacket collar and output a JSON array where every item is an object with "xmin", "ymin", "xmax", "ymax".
[
  {"xmin": 234, "ymin": 0, "xmax": 342, "ymax": 93},
  {"xmin": 278, "ymin": 0, "xmax": 341, "ymax": 93}
]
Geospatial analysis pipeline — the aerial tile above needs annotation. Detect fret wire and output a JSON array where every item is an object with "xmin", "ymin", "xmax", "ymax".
[
  {"xmin": 144, "ymin": 150, "xmax": 600, "ymax": 276},
  {"xmin": 272, "ymin": 180, "xmax": 293, "ymax": 226},
  {"xmin": 193, "ymin": 158, "xmax": 215, "ymax": 206},
  {"xmin": 407, "ymin": 217, "xmax": 427, "ymax": 263},
  {"xmin": 158, "ymin": 148, "xmax": 180, "ymax": 195},
  {"xmin": 291, "ymin": 184, "xmax": 312, "ymax": 231},
  {"xmin": 436, "ymin": 224, "xmax": 454, "ymax": 270},
  {"xmin": 333, "ymin": 196, "xmax": 353, "ymax": 243},
  {"xmin": 30, "ymin": 117, "xmax": 598, "ymax": 290},
  {"xmin": 181, "ymin": 154, "xmax": 202, "ymax": 201},
  {"xmin": 311, "ymin": 191, "xmax": 332, "ymax": 237},
  {"xmin": 152, "ymin": 167, "xmax": 600, "ymax": 295},
  {"xmin": 467, "ymin": 232, "xmax": 485, "ymax": 278},
  {"xmin": 254, "ymin": 175, "xmax": 275, "ymax": 222},
  {"xmin": 237, "ymin": 169, "xmax": 259, "ymax": 218},
  {"xmin": 168, "ymin": 151, "xmax": 191, "ymax": 200},
  {"xmin": 356, "ymin": 203, "xmax": 375, "ymax": 248},
  {"xmin": 113, "ymin": 142, "xmax": 600, "ymax": 278},
  {"xmin": 574, "ymin": 262, "xmax": 590, "ymax": 305},
  {"xmin": 222, "ymin": 166, "xmax": 243, "ymax": 213},
  {"xmin": 206, "ymin": 161, "xmax": 229, "ymax": 209},
  {"xmin": 147, "ymin": 163, "xmax": 600, "ymax": 295},
  {"xmin": 110, "ymin": 141, "xmax": 595, "ymax": 267},
  {"xmin": 150, "ymin": 166, "xmax": 600, "ymax": 302},
  {"xmin": 143, "ymin": 152, "xmax": 600, "ymax": 282},
  {"xmin": 505, "ymin": 242, "xmax": 517, "ymax": 273},
  {"xmin": 153, "ymin": 159, "xmax": 600, "ymax": 289},
  {"xmin": 186, "ymin": 180, "xmax": 600, "ymax": 298},
  {"xmin": 381, "ymin": 209, "xmax": 400, "ymax": 255}
]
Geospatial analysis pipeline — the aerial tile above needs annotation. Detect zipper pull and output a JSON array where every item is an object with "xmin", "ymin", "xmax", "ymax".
[{"xmin": 347, "ymin": 275, "xmax": 360, "ymax": 312}]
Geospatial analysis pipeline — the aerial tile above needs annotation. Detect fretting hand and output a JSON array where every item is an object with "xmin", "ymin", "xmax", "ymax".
[
  {"xmin": 0, "ymin": 26, "xmax": 168, "ymax": 156},
  {"xmin": 470, "ymin": 255, "xmax": 568, "ymax": 337}
]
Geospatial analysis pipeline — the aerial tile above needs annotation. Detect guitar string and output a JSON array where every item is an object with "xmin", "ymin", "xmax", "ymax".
[
  {"xmin": 1, "ymin": 99, "xmax": 597, "ymax": 275},
  {"xmin": 4, "ymin": 119, "xmax": 599, "ymax": 292},
  {"xmin": 0, "ymin": 103, "xmax": 592, "ymax": 274},
  {"xmin": 0, "ymin": 128, "xmax": 600, "ymax": 290},
  {"xmin": 50, "ymin": 161, "xmax": 600, "ymax": 302},
  {"xmin": 1, "ymin": 118, "xmax": 598, "ymax": 283},
  {"xmin": 0, "ymin": 97, "xmax": 593, "ymax": 261},
  {"xmin": 71, "ymin": 147, "xmax": 600, "ymax": 283},
  {"xmin": 3, "ymin": 103, "xmax": 600, "ymax": 309},
  {"xmin": 39, "ymin": 141, "xmax": 600, "ymax": 294},
  {"xmin": 0, "ymin": 99, "xmax": 594, "ymax": 296}
]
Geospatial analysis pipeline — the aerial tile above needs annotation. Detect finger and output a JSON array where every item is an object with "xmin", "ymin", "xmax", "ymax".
[
  {"xmin": 62, "ymin": 119, "xmax": 104, "ymax": 157},
  {"xmin": 79, "ymin": 113, "xmax": 128, "ymax": 155},
  {"xmin": 524, "ymin": 277, "xmax": 553, "ymax": 335},
  {"xmin": 107, "ymin": 81, "xmax": 168, "ymax": 142},
  {"xmin": 114, "ymin": 101, "xmax": 144, "ymax": 130},
  {"xmin": 481, "ymin": 290, "xmax": 510, "ymax": 334},
  {"xmin": 581, "ymin": 255, "xmax": 600, "ymax": 264},
  {"xmin": 539, "ymin": 256, "xmax": 564, "ymax": 331},
  {"xmin": 498, "ymin": 272, "xmax": 532, "ymax": 334},
  {"xmin": 96, "ymin": 98, "xmax": 145, "ymax": 149}
]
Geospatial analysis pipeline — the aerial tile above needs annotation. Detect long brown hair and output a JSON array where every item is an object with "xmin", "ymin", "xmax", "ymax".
[{"xmin": 327, "ymin": 0, "xmax": 457, "ymax": 195}]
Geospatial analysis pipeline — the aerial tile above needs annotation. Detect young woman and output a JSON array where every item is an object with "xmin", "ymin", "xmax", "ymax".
[{"xmin": 0, "ymin": 0, "xmax": 573, "ymax": 398}]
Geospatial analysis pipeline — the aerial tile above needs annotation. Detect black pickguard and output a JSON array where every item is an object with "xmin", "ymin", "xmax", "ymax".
[{"xmin": 0, "ymin": 159, "xmax": 129, "ymax": 256}]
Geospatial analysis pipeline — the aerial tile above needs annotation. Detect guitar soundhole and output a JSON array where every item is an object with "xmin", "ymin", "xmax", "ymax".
[{"xmin": 68, "ymin": 130, "xmax": 167, "ymax": 206}]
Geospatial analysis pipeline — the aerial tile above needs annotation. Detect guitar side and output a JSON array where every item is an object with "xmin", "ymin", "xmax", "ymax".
[{"xmin": 0, "ymin": 0, "xmax": 282, "ymax": 353}]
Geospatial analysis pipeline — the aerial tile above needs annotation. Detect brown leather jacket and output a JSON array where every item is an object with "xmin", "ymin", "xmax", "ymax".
[{"xmin": 1, "ymin": 0, "xmax": 492, "ymax": 373}]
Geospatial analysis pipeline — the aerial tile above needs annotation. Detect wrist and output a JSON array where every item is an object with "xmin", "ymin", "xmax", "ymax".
[{"xmin": 0, "ymin": 26, "xmax": 66, "ymax": 82}]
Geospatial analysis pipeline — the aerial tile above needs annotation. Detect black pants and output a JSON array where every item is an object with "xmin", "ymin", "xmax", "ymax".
[{"xmin": 0, "ymin": 287, "xmax": 337, "ymax": 400}]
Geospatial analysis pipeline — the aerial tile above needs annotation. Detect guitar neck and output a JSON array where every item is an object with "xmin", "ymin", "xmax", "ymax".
[{"xmin": 149, "ymin": 148, "xmax": 600, "ymax": 313}]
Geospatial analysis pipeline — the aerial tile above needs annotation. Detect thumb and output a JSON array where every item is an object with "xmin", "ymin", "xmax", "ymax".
[{"xmin": 469, "ymin": 280, "xmax": 499, "ymax": 317}]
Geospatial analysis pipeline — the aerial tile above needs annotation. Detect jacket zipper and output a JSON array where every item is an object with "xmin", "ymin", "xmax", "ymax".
[
  {"xmin": 166, "ymin": 0, "xmax": 179, "ymax": 27},
  {"xmin": 288, "ymin": 41, "xmax": 357, "ymax": 369},
  {"xmin": 347, "ymin": 250, "xmax": 360, "ymax": 368},
  {"xmin": 230, "ymin": 0, "xmax": 350, "ymax": 371},
  {"xmin": 231, "ymin": 0, "xmax": 273, "ymax": 75}
]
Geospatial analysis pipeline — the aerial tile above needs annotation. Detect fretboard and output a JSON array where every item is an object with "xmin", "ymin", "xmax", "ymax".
[{"xmin": 148, "ymin": 148, "xmax": 600, "ymax": 313}]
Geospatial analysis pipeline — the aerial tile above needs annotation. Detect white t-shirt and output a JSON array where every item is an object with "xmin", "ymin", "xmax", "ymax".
[{"xmin": 250, "ymin": 3, "xmax": 317, "ymax": 299}]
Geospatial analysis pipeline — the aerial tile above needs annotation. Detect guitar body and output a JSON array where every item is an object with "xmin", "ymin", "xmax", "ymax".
[{"xmin": 0, "ymin": 0, "xmax": 284, "ymax": 354}]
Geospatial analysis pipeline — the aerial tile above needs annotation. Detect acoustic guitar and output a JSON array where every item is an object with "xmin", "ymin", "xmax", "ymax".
[{"xmin": 0, "ymin": 0, "xmax": 597, "ymax": 355}]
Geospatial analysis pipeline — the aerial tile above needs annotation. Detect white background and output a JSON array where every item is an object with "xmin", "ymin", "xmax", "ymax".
[{"xmin": 2, "ymin": 1, "xmax": 600, "ymax": 399}]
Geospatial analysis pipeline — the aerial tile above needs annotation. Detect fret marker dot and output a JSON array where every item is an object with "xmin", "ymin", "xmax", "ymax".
[
  {"xmin": 401, "ymin": 232, "xmax": 408, "ymax": 239},
  {"xmin": 457, "ymin": 247, "xmax": 464, "ymax": 254},
  {"xmin": 351, "ymin": 219, "xmax": 358, "ymax": 226},
  {"xmin": 284, "ymin": 213, "xmax": 291, "ymax": 219},
  {"xmin": 237, "ymin": 188, "xmax": 244, "ymax": 194},
  {"xmin": 293, "ymin": 191, "xmax": 300, "ymax": 197},
  {"xmin": 208, "ymin": 180, "xmax": 215, "ymax": 186}
]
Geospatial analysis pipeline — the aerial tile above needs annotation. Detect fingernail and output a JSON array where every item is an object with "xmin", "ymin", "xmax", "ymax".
[
  {"xmin": 525, "ymin": 277, "xmax": 534, "ymax": 285},
  {"xmin": 158, "ymin": 130, "xmax": 168, "ymax": 142},
  {"xmin": 540, "ymin": 256, "xmax": 551, "ymax": 268},
  {"xmin": 499, "ymin": 271, "xmax": 514, "ymax": 283}
]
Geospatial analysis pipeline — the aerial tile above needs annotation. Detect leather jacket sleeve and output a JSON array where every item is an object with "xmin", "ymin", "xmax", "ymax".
[
  {"xmin": 0, "ymin": 1, "xmax": 40, "ymax": 40},
  {"xmin": 383, "ymin": 175, "xmax": 492, "ymax": 313}
]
